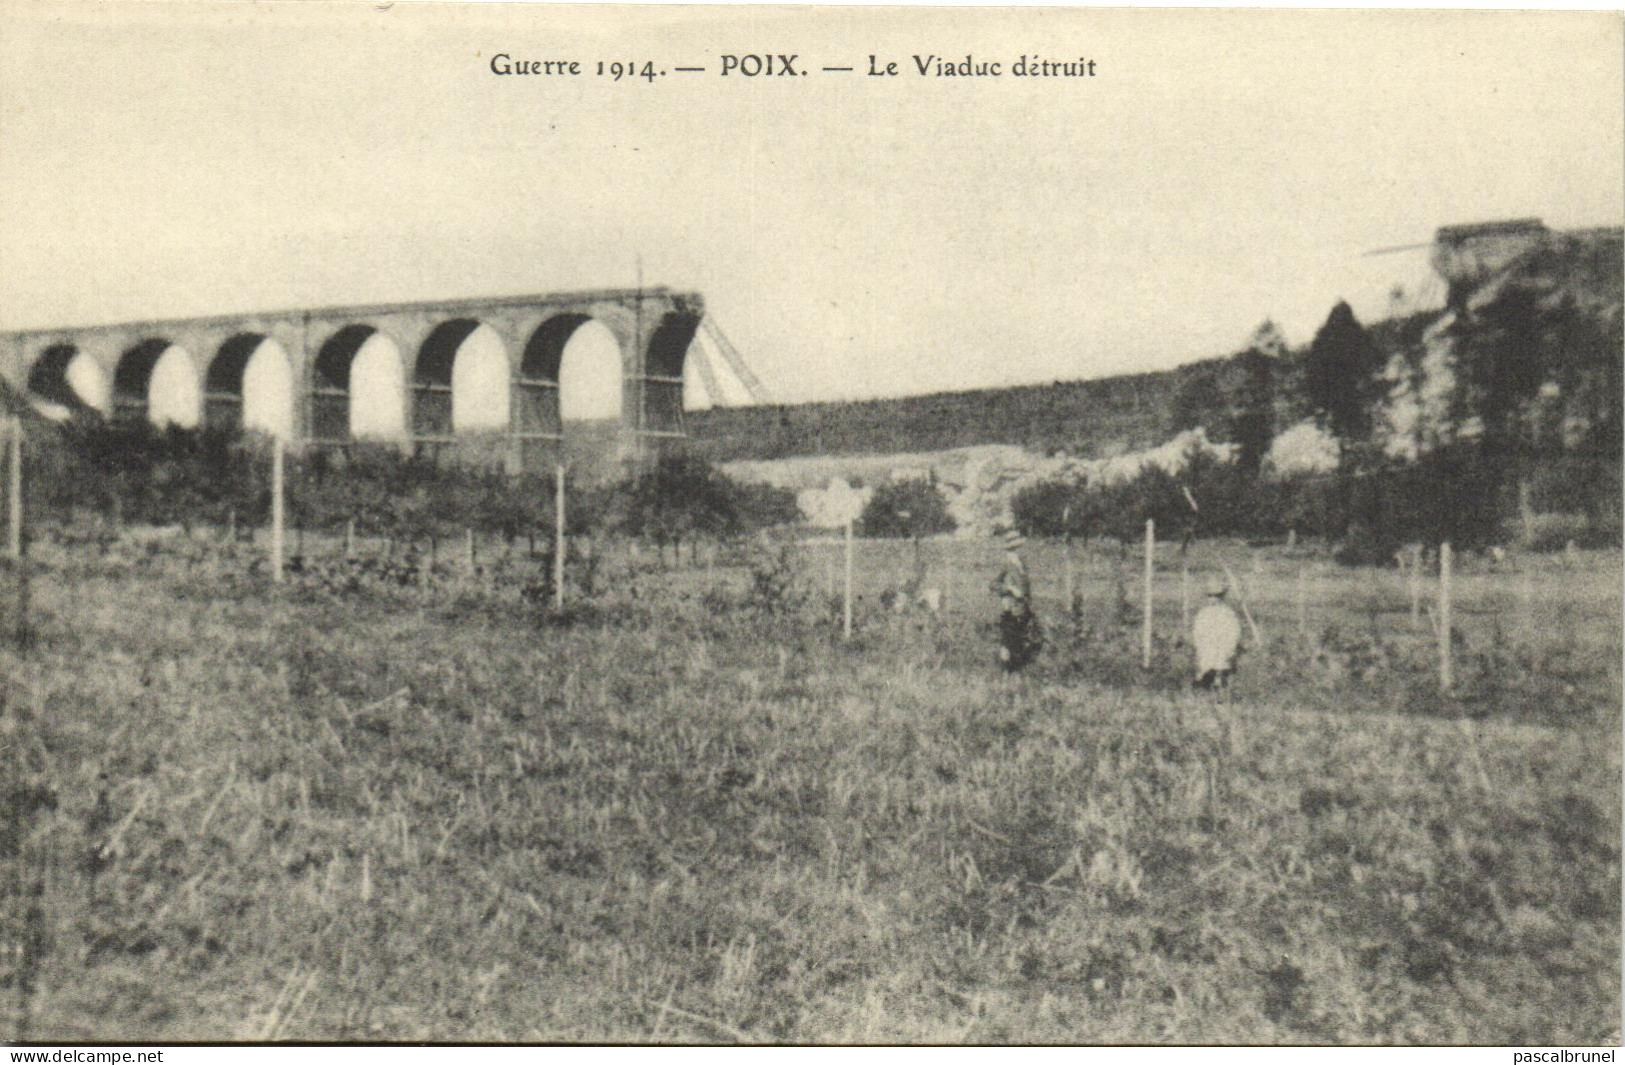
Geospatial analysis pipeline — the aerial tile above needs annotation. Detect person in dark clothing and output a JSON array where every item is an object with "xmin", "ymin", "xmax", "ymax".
[{"xmin": 992, "ymin": 529, "xmax": 1041, "ymax": 671}]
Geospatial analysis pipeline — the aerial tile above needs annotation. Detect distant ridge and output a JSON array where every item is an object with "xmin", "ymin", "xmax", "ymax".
[
  {"xmin": 688, "ymin": 224, "xmax": 1622, "ymax": 466},
  {"xmin": 686, "ymin": 358, "xmax": 1241, "ymax": 464}
]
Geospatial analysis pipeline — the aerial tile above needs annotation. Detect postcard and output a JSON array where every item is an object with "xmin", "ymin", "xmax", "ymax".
[{"xmin": 0, "ymin": 2, "xmax": 1620, "ymax": 1050}]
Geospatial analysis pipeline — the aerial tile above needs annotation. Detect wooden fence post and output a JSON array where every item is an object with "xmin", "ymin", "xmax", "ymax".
[
  {"xmin": 1519, "ymin": 565, "xmax": 1534, "ymax": 635},
  {"xmin": 554, "ymin": 464, "xmax": 566, "ymax": 609},
  {"xmin": 1297, "ymin": 564, "xmax": 1308, "ymax": 639},
  {"xmin": 1142, "ymin": 519, "xmax": 1154, "ymax": 669},
  {"xmin": 843, "ymin": 520, "xmax": 854, "ymax": 640},
  {"xmin": 7, "ymin": 417, "xmax": 20, "ymax": 562},
  {"xmin": 1409, "ymin": 543, "xmax": 1422, "ymax": 629},
  {"xmin": 8, "ymin": 416, "xmax": 28, "ymax": 649},
  {"xmin": 1064, "ymin": 534, "xmax": 1075, "ymax": 614},
  {"xmin": 1180, "ymin": 562, "xmax": 1190, "ymax": 633},
  {"xmin": 1439, "ymin": 541, "xmax": 1453, "ymax": 692},
  {"xmin": 270, "ymin": 437, "xmax": 284, "ymax": 584}
]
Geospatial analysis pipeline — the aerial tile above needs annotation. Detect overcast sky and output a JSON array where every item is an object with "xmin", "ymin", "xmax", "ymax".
[{"xmin": 1, "ymin": 3, "xmax": 1620, "ymax": 409}]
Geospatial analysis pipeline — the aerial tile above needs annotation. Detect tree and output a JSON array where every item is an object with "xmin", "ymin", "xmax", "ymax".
[
  {"xmin": 1305, "ymin": 301, "xmax": 1385, "ymax": 449},
  {"xmin": 1445, "ymin": 281, "xmax": 1625, "ymax": 541},
  {"xmin": 733, "ymin": 480, "xmax": 802, "ymax": 532},
  {"xmin": 1229, "ymin": 319, "xmax": 1284, "ymax": 476},
  {"xmin": 857, "ymin": 477, "xmax": 956, "ymax": 539},
  {"xmin": 609, "ymin": 453, "xmax": 742, "ymax": 558},
  {"xmin": 1168, "ymin": 362, "xmax": 1227, "ymax": 436},
  {"xmin": 1465, "ymin": 285, "xmax": 1547, "ymax": 457},
  {"xmin": 1010, "ymin": 478, "xmax": 1087, "ymax": 539}
]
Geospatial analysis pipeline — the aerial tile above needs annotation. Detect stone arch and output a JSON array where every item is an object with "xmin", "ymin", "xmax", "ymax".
[
  {"xmin": 643, "ymin": 311, "xmax": 703, "ymax": 435},
  {"xmin": 27, "ymin": 342, "xmax": 104, "ymax": 415},
  {"xmin": 646, "ymin": 312, "xmax": 702, "ymax": 379},
  {"xmin": 113, "ymin": 338, "xmax": 170, "ymax": 421},
  {"xmin": 513, "ymin": 313, "xmax": 631, "ymax": 475},
  {"xmin": 207, "ymin": 333, "xmax": 292, "ymax": 438},
  {"xmin": 150, "ymin": 345, "xmax": 202, "ymax": 428},
  {"xmin": 312, "ymin": 324, "xmax": 406, "ymax": 441},
  {"xmin": 115, "ymin": 338, "xmax": 199, "ymax": 426},
  {"xmin": 558, "ymin": 321, "xmax": 623, "ymax": 424},
  {"xmin": 520, "ymin": 314, "xmax": 595, "ymax": 385},
  {"xmin": 207, "ymin": 334, "xmax": 264, "ymax": 429},
  {"xmin": 414, "ymin": 318, "xmax": 480, "ymax": 438},
  {"xmin": 448, "ymin": 325, "xmax": 509, "ymax": 433},
  {"xmin": 514, "ymin": 315, "xmax": 586, "ymax": 451}
]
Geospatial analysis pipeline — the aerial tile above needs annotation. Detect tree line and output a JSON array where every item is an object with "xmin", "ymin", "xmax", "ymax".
[
  {"xmin": 1011, "ymin": 265, "xmax": 1622, "ymax": 555},
  {"xmin": 16, "ymin": 419, "xmax": 803, "ymax": 553}
]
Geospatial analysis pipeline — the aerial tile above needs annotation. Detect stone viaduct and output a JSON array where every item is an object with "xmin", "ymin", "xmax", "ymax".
[{"xmin": 0, "ymin": 287, "xmax": 706, "ymax": 473}]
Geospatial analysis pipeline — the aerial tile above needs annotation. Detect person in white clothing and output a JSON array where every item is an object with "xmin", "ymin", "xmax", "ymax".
[{"xmin": 1191, "ymin": 578, "xmax": 1243, "ymax": 691}]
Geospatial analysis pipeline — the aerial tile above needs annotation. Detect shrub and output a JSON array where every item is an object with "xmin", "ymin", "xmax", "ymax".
[
  {"xmin": 34, "ymin": 421, "xmax": 804, "ymax": 553},
  {"xmin": 733, "ymin": 480, "xmax": 803, "ymax": 532},
  {"xmin": 857, "ymin": 477, "xmax": 956, "ymax": 538},
  {"xmin": 1009, "ymin": 479, "xmax": 1087, "ymax": 539},
  {"xmin": 606, "ymin": 453, "xmax": 796, "ymax": 552},
  {"xmin": 741, "ymin": 541, "xmax": 812, "ymax": 617},
  {"xmin": 1011, "ymin": 445, "xmax": 1266, "ymax": 543}
]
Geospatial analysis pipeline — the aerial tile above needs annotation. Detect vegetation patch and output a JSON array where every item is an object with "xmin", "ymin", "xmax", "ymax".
[{"xmin": 1, "ymin": 536, "xmax": 1617, "ymax": 1043}]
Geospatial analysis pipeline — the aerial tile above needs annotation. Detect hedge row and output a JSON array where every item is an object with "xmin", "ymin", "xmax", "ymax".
[
  {"xmin": 1009, "ymin": 442, "xmax": 1622, "ymax": 557},
  {"xmin": 17, "ymin": 421, "xmax": 801, "ymax": 547}
]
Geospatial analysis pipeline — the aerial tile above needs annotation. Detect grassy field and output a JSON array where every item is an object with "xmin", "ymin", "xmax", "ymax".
[{"xmin": 1, "ymin": 534, "xmax": 1619, "ymax": 1043}]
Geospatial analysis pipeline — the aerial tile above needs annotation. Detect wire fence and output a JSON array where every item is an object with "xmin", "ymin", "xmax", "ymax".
[{"xmin": 3, "ymin": 417, "xmax": 1621, "ymax": 720}]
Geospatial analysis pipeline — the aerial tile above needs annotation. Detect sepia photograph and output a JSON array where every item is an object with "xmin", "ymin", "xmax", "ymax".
[{"xmin": 0, "ymin": 0, "xmax": 1620, "ymax": 1047}]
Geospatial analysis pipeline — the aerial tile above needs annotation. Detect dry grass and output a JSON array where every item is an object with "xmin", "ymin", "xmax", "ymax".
[{"xmin": 1, "ymin": 537, "xmax": 1619, "ymax": 1043}]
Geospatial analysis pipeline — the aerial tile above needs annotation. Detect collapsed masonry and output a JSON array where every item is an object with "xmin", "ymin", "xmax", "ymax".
[{"xmin": 728, "ymin": 428, "xmax": 1245, "ymax": 539}]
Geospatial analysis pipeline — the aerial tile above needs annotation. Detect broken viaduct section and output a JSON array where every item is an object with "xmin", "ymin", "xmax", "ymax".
[{"xmin": 0, "ymin": 288, "xmax": 705, "ymax": 473}]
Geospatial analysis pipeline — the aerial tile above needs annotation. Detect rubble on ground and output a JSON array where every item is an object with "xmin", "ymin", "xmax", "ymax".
[{"xmin": 726, "ymin": 428, "xmax": 1237, "ymax": 539}]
